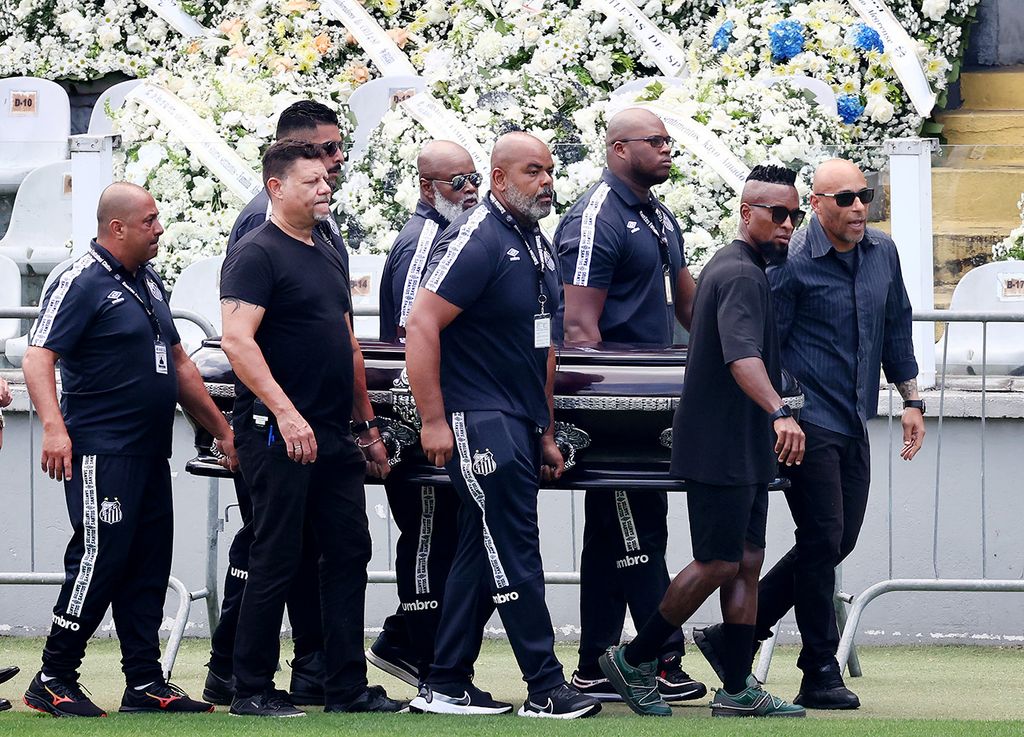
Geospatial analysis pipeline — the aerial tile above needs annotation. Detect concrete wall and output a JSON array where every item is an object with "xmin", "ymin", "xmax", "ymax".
[
  {"xmin": 1, "ymin": 393, "xmax": 1021, "ymax": 648},
  {"xmin": 966, "ymin": 0, "xmax": 1024, "ymax": 67}
]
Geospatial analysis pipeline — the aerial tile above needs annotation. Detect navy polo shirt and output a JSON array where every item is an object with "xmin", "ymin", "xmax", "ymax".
[
  {"xmin": 768, "ymin": 216, "xmax": 918, "ymax": 437},
  {"xmin": 30, "ymin": 242, "xmax": 181, "ymax": 457},
  {"xmin": 420, "ymin": 195, "xmax": 560, "ymax": 430},
  {"xmin": 554, "ymin": 169, "xmax": 687, "ymax": 346},
  {"xmin": 379, "ymin": 201, "xmax": 450, "ymax": 343}
]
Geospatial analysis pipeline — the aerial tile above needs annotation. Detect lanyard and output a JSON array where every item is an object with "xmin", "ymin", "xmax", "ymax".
[
  {"xmin": 489, "ymin": 193, "xmax": 550, "ymax": 314},
  {"xmin": 90, "ymin": 248, "xmax": 163, "ymax": 341},
  {"xmin": 636, "ymin": 203, "xmax": 675, "ymax": 306}
]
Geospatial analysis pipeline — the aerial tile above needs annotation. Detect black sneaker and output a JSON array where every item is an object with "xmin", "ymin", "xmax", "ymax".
[
  {"xmin": 202, "ymin": 668, "xmax": 234, "ymax": 706},
  {"xmin": 120, "ymin": 680, "xmax": 214, "ymax": 713},
  {"xmin": 365, "ymin": 635, "xmax": 419, "ymax": 687},
  {"xmin": 569, "ymin": 671, "xmax": 621, "ymax": 702},
  {"xmin": 0, "ymin": 698, "xmax": 11, "ymax": 712},
  {"xmin": 409, "ymin": 683, "xmax": 512, "ymax": 715},
  {"xmin": 794, "ymin": 662, "xmax": 860, "ymax": 710},
  {"xmin": 230, "ymin": 689, "xmax": 305, "ymax": 718},
  {"xmin": 24, "ymin": 672, "xmax": 107, "ymax": 717},
  {"xmin": 656, "ymin": 653, "xmax": 708, "ymax": 702},
  {"xmin": 288, "ymin": 651, "xmax": 325, "ymax": 705},
  {"xmin": 517, "ymin": 682, "xmax": 601, "ymax": 719},
  {"xmin": 692, "ymin": 624, "xmax": 728, "ymax": 684},
  {"xmin": 0, "ymin": 666, "xmax": 18, "ymax": 686},
  {"xmin": 326, "ymin": 685, "xmax": 408, "ymax": 713}
]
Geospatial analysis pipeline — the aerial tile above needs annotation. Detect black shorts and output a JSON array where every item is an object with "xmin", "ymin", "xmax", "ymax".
[{"xmin": 686, "ymin": 481, "xmax": 769, "ymax": 563}]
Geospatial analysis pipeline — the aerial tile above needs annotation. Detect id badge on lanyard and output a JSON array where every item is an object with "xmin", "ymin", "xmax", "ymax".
[{"xmin": 154, "ymin": 340, "xmax": 168, "ymax": 375}]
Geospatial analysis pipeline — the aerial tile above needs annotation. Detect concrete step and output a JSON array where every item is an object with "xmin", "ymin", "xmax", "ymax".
[
  {"xmin": 934, "ymin": 110, "xmax": 1024, "ymax": 146},
  {"xmin": 929, "ymin": 167, "xmax": 1024, "ymax": 227},
  {"xmin": 938, "ymin": 144, "xmax": 1024, "ymax": 167},
  {"xmin": 957, "ymin": 66, "xmax": 1024, "ymax": 111}
]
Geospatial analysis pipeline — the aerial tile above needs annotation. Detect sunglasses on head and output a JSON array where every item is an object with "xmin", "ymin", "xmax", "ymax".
[
  {"xmin": 428, "ymin": 172, "xmax": 483, "ymax": 191},
  {"xmin": 615, "ymin": 135, "xmax": 674, "ymax": 150},
  {"xmin": 748, "ymin": 203, "xmax": 806, "ymax": 228},
  {"xmin": 815, "ymin": 187, "xmax": 874, "ymax": 207}
]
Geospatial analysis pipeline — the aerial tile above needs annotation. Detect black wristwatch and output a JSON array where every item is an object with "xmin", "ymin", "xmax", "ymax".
[
  {"xmin": 903, "ymin": 399, "xmax": 926, "ymax": 414},
  {"xmin": 768, "ymin": 404, "xmax": 792, "ymax": 423},
  {"xmin": 351, "ymin": 418, "xmax": 381, "ymax": 434}
]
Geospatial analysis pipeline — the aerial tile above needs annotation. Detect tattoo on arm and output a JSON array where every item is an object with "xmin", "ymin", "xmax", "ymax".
[
  {"xmin": 220, "ymin": 297, "xmax": 259, "ymax": 314},
  {"xmin": 895, "ymin": 378, "xmax": 919, "ymax": 401}
]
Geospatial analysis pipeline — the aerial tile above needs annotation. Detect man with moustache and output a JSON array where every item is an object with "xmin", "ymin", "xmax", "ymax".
[
  {"xmin": 367, "ymin": 141, "xmax": 480, "ymax": 686},
  {"xmin": 699, "ymin": 159, "xmax": 924, "ymax": 710},
  {"xmin": 22, "ymin": 182, "xmax": 238, "ymax": 717},
  {"xmin": 404, "ymin": 133, "xmax": 600, "ymax": 719},
  {"xmin": 555, "ymin": 107, "xmax": 703, "ymax": 704},
  {"xmin": 220, "ymin": 141, "xmax": 401, "ymax": 717},
  {"xmin": 600, "ymin": 165, "xmax": 806, "ymax": 718}
]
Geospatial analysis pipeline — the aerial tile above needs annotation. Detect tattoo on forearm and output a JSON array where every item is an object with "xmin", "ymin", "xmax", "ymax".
[
  {"xmin": 895, "ymin": 378, "xmax": 919, "ymax": 401},
  {"xmin": 220, "ymin": 297, "xmax": 258, "ymax": 314}
]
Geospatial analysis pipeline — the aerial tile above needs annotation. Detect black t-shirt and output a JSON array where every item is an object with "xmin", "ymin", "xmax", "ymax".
[
  {"xmin": 670, "ymin": 240, "xmax": 781, "ymax": 485},
  {"xmin": 220, "ymin": 221, "xmax": 354, "ymax": 455},
  {"xmin": 30, "ymin": 243, "xmax": 181, "ymax": 457}
]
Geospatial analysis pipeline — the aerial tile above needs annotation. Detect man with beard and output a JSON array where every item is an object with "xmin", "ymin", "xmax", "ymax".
[
  {"xmin": 698, "ymin": 159, "xmax": 924, "ymax": 710},
  {"xmin": 220, "ymin": 141, "xmax": 401, "ymax": 717},
  {"xmin": 600, "ymin": 165, "xmax": 806, "ymax": 718},
  {"xmin": 205, "ymin": 100, "xmax": 349, "ymax": 707},
  {"xmin": 403, "ymin": 133, "xmax": 600, "ymax": 719},
  {"xmin": 367, "ymin": 141, "xmax": 480, "ymax": 686},
  {"xmin": 555, "ymin": 107, "xmax": 703, "ymax": 705}
]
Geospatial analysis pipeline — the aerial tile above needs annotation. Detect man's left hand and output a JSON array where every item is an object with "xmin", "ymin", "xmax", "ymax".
[
  {"xmin": 900, "ymin": 408, "xmax": 925, "ymax": 460},
  {"xmin": 213, "ymin": 433, "xmax": 239, "ymax": 473},
  {"xmin": 0, "ymin": 377, "xmax": 11, "ymax": 407},
  {"xmin": 363, "ymin": 435, "xmax": 391, "ymax": 480},
  {"xmin": 540, "ymin": 434, "xmax": 564, "ymax": 483}
]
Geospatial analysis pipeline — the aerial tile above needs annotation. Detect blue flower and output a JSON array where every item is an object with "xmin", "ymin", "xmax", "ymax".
[
  {"xmin": 853, "ymin": 23, "xmax": 884, "ymax": 53},
  {"xmin": 837, "ymin": 94, "xmax": 865, "ymax": 124},
  {"xmin": 712, "ymin": 20, "xmax": 734, "ymax": 52},
  {"xmin": 769, "ymin": 19, "xmax": 805, "ymax": 62}
]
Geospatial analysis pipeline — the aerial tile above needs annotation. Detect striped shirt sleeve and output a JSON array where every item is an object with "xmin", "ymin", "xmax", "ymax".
[
  {"xmin": 556, "ymin": 182, "xmax": 620, "ymax": 289},
  {"xmin": 30, "ymin": 256, "xmax": 96, "ymax": 355}
]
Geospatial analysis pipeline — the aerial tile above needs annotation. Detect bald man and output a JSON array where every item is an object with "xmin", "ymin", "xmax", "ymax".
[
  {"xmin": 367, "ymin": 141, "xmax": 478, "ymax": 684},
  {"xmin": 404, "ymin": 133, "xmax": 600, "ymax": 719},
  {"xmin": 22, "ymin": 182, "xmax": 237, "ymax": 717},
  {"xmin": 554, "ymin": 107, "xmax": 703, "ymax": 704}
]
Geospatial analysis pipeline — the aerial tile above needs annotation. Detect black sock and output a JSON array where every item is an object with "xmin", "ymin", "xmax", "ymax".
[
  {"xmin": 624, "ymin": 611, "xmax": 678, "ymax": 667},
  {"xmin": 720, "ymin": 623, "xmax": 756, "ymax": 694}
]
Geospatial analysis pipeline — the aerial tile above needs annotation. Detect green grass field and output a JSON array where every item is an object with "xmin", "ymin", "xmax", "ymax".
[{"xmin": 0, "ymin": 637, "xmax": 1020, "ymax": 736}]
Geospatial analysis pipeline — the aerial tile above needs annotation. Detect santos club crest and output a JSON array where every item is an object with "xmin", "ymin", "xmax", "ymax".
[
  {"xmin": 472, "ymin": 449, "xmax": 496, "ymax": 477},
  {"xmin": 99, "ymin": 497, "xmax": 123, "ymax": 525}
]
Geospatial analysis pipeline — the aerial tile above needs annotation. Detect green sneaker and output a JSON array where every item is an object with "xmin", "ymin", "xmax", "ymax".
[
  {"xmin": 598, "ymin": 646, "xmax": 671, "ymax": 717},
  {"xmin": 711, "ymin": 676, "xmax": 806, "ymax": 718}
]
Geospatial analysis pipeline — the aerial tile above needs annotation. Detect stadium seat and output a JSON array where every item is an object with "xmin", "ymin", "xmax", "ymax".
[
  {"xmin": 0, "ymin": 77, "xmax": 70, "ymax": 194},
  {"xmin": 346, "ymin": 75, "xmax": 425, "ymax": 167},
  {"xmin": 168, "ymin": 255, "xmax": 225, "ymax": 354},
  {"xmin": 87, "ymin": 78, "xmax": 142, "ymax": 135},
  {"xmin": 0, "ymin": 254, "xmax": 21, "ymax": 352},
  {"xmin": 2, "ymin": 256, "xmax": 75, "ymax": 367},
  {"xmin": 936, "ymin": 260, "xmax": 1024, "ymax": 376},
  {"xmin": 348, "ymin": 253, "xmax": 387, "ymax": 340},
  {"xmin": 0, "ymin": 160, "xmax": 73, "ymax": 276}
]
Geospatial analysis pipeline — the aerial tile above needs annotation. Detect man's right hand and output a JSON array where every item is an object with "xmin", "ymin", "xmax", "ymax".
[
  {"xmin": 278, "ymin": 409, "xmax": 317, "ymax": 464},
  {"xmin": 41, "ymin": 427, "xmax": 73, "ymax": 481},
  {"xmin": 420, "ymin": 418, "xmax": 454, "ymax": 468},
  {"xmin": 773, "ymin": 416, "xmax": 805, "ymax": 467}
]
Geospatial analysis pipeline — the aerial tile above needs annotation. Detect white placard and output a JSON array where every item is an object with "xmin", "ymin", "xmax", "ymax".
[
  {"xmin": 847, "ymin": 0, "xmax": 936, "ymax": 116},
  {"xmin": 126, "ymin": 83, "xmax": 263, "ymax": 203},
  {"xmin": 319, "ymin": 0, "xmax": 418, "ymax": 77},
  {"xmin": 399, "ymin": 93, "xmax": 491, "ymax": 176},
  {"xmin": 998, "ymin": 273, "xmax": 1024, "ymax": 301},
  {"xmin": 590, "ymin": 0, "xmax": 688, "ymax": 77},
  {"xmin": 139, "ymin": 0, "xmax": 211, "ymax": 38}
]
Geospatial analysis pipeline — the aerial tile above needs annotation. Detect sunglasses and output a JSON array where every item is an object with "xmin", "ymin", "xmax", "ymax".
[
  {"xmin": 428, "ymin": 172, "xmax": 483, "ymax": 191},
  {"xmin": 815, "ymin": 188, "xmax": 874, "ymax": 207},
  {"xmin": 317, "ymin": 140, "xmax": 351, "ymax": 156},
  {"xmin": 615, "ymin": 135, "xmax": 674, "ymax": 149},
  {"xmin": 748, "ymin": 203, "xmax": 806, "ymax": 228}
]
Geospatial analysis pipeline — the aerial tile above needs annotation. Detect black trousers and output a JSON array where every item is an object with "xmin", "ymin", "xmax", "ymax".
[
  {"xmin": 377, "ymin": 471, "xmax": 460, "ymax": 674},
  {"xmin": 42, "ymin": 454, "xmax": 172, "ymax": 687},
  {"xmin": 207, "ymin": 474, "xmax": 324, "ymax": 676},
  {"xmin": 756, "ymin": 422, "xmax": 871, "ymax": 672},
  {"xmin": 577, "ymin": 489, "xmax": 685, "ymax": 676},
  {"xmin": 428, "ymin": 411, "xmax": 564, "ymax": 697},
  {"xmin": 232, "ymin": 432, "xmax": 371, "ymax": 703}
]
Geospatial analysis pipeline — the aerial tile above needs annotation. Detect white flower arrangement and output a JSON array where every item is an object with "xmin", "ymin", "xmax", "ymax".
[{"xmin": 994, "ymin": 195, "xmax": 1024, "ymax": 262}]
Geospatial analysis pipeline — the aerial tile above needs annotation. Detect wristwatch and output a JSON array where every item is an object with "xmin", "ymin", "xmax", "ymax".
[
  {"xmin": 903, "ymin": 399, "xmax": 926, "ymax": 414},
  {"xmin": 768, "ymin": 404, "xmax": 792, "ymax": 423},
  {"xmin": 351, "ymin": 417, "xmax": 380, "ymax": 434}
]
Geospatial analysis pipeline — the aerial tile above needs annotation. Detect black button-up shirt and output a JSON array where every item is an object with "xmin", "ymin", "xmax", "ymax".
[{"xmin": 767, "ymin": 215, "xmax": 919, "ymax": 437}]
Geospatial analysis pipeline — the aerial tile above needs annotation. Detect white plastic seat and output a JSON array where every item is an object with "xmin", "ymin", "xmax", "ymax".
[
  {"xmin": 0, "ymin": 77, "xmax": 70, "ymax": 194},
  {"xmin": 88, "ymin": 79, "xmax": 143, "ymax": 135},
  {"xmin": 936, "ymin": 260, "xmax": 1024, "ymax": 376},
  {"xmin": 0, "ymin": 160, "xmax": 73, "ymax": 275},
  {"xmin": 168, "ymin": 256, "xmax": 225, "ymax": 355},
  {"xmin": 0, "ymin": 254, "xmax": 21, "ymax": 351},
  {"xmin": 346, "ymin": 76, "xmax": 425, "ymax": 167},
  {"xmin": 2, "ymin": 256, "xmax": 75, "ymax": 367},
  {"xmin": 348, "ymin": 253, "xmax": 387, "ymax": 340}
]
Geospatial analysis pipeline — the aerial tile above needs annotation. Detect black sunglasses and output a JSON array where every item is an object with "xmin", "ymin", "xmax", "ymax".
[
  {"xmin": 615, "ymin": 135, "xmax": 674, "ymax": 149},
  {"xmin": 748, "ymin": 203, "xmax": 806, "ymax": 228},
  {"xmin": 317, "ymin": 140, "xmax": 352, "ymax": 156},
  {"xmin": 428, "ymin": 172, "xmax": 483, "ymax": 191},
  {"xmin": 815, "ymin": 188, "xmax": 874, "ymax": 207}
]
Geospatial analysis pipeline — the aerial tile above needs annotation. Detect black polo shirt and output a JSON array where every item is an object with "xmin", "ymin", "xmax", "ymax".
[
  {"xmin": 220, "ymin": 221, "xmax": 354, "ymax": 455},
  {"xmin": 554, "ymin": 169, "xmax": 687, "ymax": 346},
  {"xmin": 30, "ymin": 242, "xmax": 181, "ymax": 457},
  {"xmin": 420, "ymin": 195, "xmax": 561, "ymax": 430},
  {"xmin": 379, "ymin": 201, "xmax": 450, "ymax": 343},
  {"xmin": 670, "ymin": 240, "xmax": 782, "ymax": 486}
]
